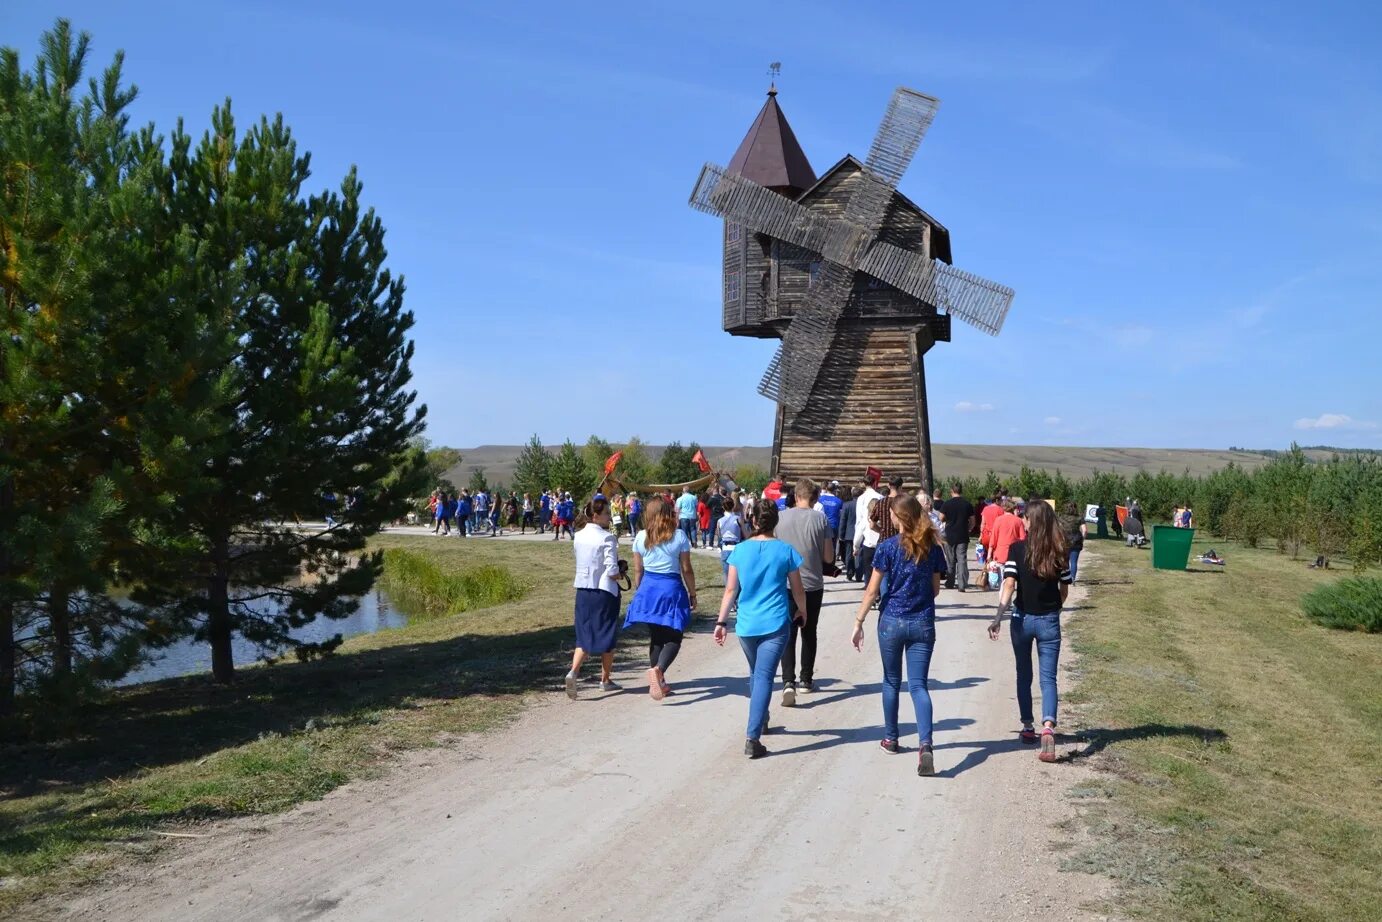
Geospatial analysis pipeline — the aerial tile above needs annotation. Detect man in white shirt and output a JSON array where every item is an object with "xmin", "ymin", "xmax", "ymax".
[{"xmin": 851, "ymin": 481, "xmax": 884, "ymax": 552}]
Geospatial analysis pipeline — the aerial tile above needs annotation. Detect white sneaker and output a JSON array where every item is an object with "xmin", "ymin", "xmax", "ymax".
[
  {"xmin": 781, "ymin": 684, "xmax": 797, "ymax": 707},
  {"xmin": 564, "ymin": 673, "xmax": 578, "ymax": 700}
]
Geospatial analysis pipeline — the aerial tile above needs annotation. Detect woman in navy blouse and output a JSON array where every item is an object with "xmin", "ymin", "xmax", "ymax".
[{"xmin": 851, "ymin": 494, "xmax": 948, "ymax": 776}]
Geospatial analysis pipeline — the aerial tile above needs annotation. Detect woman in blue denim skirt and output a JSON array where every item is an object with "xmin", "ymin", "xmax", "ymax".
[
  {"xmin": 851, "ymin": 495, "xmax": 948, "ymax": 776},
  {"xmin": 714, "ymin": 499, "xmax": 807, "ymax": 759},
  {"xmin": 988, "ymin": 500, "xmax": 1071, "ymax": 762}
]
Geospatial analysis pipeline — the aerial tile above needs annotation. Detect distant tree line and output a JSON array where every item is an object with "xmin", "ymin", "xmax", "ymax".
[
  {"xmin": 945, "ymin": 445, "xmax": 1382, "ymax": 569},
  {"xmin": 507, "ymin": 436, "xmax": 748, "ymax": 501},
  {"xmin": 0, "ymin": 22, "xmax": 425, "ymax": 724}
]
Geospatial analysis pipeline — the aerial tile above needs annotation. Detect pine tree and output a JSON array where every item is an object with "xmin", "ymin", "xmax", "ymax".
[
  {"xmin": 550, "ymin": 440, "xmax": 594, "ymax": 501},
  {"xmin": 581, "ymin": 435, "xmax": 614, "ymax": 478},
  {"xmin": 135, "ymin": 102, "xmax": 425, "ymax": 683},
  {"xmin": 512, "ymin": 435, "xmax": 551, "ymax": 499},
  {"xmin": 468, "ymin": 468, "xmax": 490, "ymax": 493},
  {"xmin": 0, "ymin": 21, "xmax": 217, "ymax": 711},
  {"xmin": 658, "ymin": 441, "xmax": 696, "ymax": 484},
  {"xmin": 618, "ymin": 436, "xmax": 653, "ymax": 486}
]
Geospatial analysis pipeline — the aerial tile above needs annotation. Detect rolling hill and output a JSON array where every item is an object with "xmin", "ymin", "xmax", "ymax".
[{"xmin": 441, "ymin": 443, "xmax": 1292, "ymax": 488}]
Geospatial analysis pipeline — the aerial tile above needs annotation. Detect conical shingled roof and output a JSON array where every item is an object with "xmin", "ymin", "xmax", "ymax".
[{"xmin": 726, "ymin": 87, "xmax": 817, "ymax": 196}]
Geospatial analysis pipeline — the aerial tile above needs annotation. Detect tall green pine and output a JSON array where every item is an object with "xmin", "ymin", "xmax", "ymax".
[
  {"xmin": 512, "ymin": 435, "xmax": 551, "ymax": 499},
  {"xmin": 135, "ymin": 102, "xmax": 425, "ymax": 683}
]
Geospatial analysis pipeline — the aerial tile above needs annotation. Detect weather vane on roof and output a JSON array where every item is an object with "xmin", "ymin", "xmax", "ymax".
[{"xmin": 768, "ymin": 61, "xmax": 781, "ymax": 91}]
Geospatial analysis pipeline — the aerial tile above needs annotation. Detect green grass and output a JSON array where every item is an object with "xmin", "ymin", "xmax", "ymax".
[
  {"xmin": 0, "ymin": 535, "xmax": 726, "ymax": 913},
  {"xmin": 378, "ymin": 547, "xmax": 527, "ymax": 616},
  {"xmin": 1064, "ymin": 537, "xmax": 1382, "ymax": 920},
  {"xmin": 1300, "ymin": 576, "xmax": 1382, "ymax": 633}
]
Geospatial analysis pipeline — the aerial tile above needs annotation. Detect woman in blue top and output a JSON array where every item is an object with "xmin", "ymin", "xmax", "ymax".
[
  {"xmin": 715, "ymin": 499, "xmax": 808, "ymax": 759},
  {"xmin": 852, "ymin": 494, "xmax": 948, "ymax": 776},
  {"xmin": 433, "ymin": 492, "xmax": 452, "ymax": 536},
  {"xmin": 625, "ymin": 497, "xmax": 698, "ymax": 700}
]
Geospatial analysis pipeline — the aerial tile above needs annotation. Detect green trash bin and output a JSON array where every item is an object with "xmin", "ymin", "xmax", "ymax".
[{"xmin": 1151, "ymin": 525, "xmax": 1195, "ymax": 570}]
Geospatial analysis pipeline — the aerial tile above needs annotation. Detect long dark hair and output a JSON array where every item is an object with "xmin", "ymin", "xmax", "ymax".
[
  {"xmin": 750, "ymin": 499, "xmax": 779, "ymax": 537},
  {"xmin": 1023, "ymin": 501, "xmax": 1068, "ymax": 580}
]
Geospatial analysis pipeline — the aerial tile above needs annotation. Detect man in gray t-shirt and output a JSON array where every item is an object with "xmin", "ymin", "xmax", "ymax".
[{"xmin": 775, "ymin": 479, "xmax": 835, "ymax": 703}]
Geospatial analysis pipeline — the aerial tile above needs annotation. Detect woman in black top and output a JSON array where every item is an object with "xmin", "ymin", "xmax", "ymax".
[
  {"xmin": 987, "ymin": 501, "xmax": 1071, "ymax": 762},
  {"xmin": 1058, "ymin": 502, "xmax": 1087, "ymax": 583}
]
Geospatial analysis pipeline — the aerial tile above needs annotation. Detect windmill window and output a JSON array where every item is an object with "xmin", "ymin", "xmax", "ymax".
[
  {"xmin": 726, "ymin": 270, "xmax": 741, "ymax": 302},
  {"xmin": 726, "ymin": 222, "xmax": 741, "ymax": 243},
  {"xmin": 808, "ymin": 259, "xmax": 822, "ymax": 288}
]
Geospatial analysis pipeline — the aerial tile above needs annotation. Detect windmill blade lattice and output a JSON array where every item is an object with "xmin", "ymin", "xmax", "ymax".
[
  {"xmin": 689, "ymin": 84, "xmax": 1014, "ymax": 410},
  {"xmin": 866, "ymin": 89, "xmax": 940, "ymax": 187},
  {"xmin": 859, "ymin": 241, "xmax": 1014, "ymax": 336}
]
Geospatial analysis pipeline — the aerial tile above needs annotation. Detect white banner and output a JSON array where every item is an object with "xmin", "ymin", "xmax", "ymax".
[{"xmin": 1084, "ymin": 503, "xmax": 1100, "ymax": 524}]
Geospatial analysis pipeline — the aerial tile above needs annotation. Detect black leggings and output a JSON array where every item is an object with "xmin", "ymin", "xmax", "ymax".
[{"xmin": 648, "ymin": 624, "xmax": 683, "ymax": 674}]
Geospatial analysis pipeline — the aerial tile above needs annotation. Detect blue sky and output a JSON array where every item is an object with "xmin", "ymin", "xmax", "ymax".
[{"xmin": 6, "ymin": 2, "xmax": 1381, "ymax": 450}]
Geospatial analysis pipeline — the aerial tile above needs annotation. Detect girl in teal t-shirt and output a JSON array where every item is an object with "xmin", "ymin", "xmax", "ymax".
[{"xmin": 714, "ymin": 500, "xmax": 807, "ymax": 759}]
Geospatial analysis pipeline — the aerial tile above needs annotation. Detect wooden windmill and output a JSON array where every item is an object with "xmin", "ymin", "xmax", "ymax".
[{"xmin": 689, "ymin": 83, "xmax": 1014, "ymax": 492}]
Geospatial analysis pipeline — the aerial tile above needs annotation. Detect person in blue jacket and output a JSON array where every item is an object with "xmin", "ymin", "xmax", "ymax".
[
  {"xmin": 816, "ymin": 481, "xmax": 844, "ymax": 544},
  {"xmin": 455, "ymin": 491, "xmax": 473, "ymax": 537}
]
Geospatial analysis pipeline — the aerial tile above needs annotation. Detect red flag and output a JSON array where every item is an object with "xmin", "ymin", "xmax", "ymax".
[
  {"xmin": 866, "ymin": 466, "xmax": 883, "ymax": 485},
  {"xmin": 602, "ymin": 451, "xmax": 624, "ymax": 477},
  {"xmin": 691, "ymin": 449, "xmax": 711, "ymax": 473}
]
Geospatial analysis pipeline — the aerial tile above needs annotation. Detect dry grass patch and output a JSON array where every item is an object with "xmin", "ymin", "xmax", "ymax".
[{"xmin": 1063, "ymin": 540, "xmax": 1381, "ymax": 920}]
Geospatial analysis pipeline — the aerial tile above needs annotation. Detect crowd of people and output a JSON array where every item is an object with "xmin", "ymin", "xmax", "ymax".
[{"xmin": 562, "ymin": 471, "xmax": 1082, "ymax": 775}]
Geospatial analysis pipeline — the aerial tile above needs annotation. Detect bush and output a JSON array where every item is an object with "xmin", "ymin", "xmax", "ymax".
[
  {"xmin": 1301, "ymin": 577, "xmax": 1382, "ymax": 633},
  {"xmin": 378, "ymin": 549, "xmax": 527, "ymax": 617}
]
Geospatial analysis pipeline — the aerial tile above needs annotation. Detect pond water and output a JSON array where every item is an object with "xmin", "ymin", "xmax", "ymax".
[{"xmin": 117, "ymin": 589, "xmax": 408, "ymax": 686}]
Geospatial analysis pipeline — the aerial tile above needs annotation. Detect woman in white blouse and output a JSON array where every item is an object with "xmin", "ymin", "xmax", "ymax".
[{"xmin": 565, "ymin": 497, "xmax": 623, "ymax": 698}]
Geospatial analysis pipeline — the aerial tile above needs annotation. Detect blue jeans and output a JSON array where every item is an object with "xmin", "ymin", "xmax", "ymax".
[
  {"xmin": 877, "ymin": 614, "xmax": 935, "ymax": 744},
  {"xmin": 1068, "ymin": 548, "xmax": 1081, "ymax": 583},
  {"xmin": 720, "ymin": 546, "xmax": 734, "ymax": 578},
  {"xmin": 680, "ymin": 518, "xmax": 697, "ymax": 546},
  {"xmin": 1011, "ymin": 611, "xmax": 1061, "ymax": 725},
  {"xmin": 739, "ymin": 623, "xmax": 789, "ymax": 741}
]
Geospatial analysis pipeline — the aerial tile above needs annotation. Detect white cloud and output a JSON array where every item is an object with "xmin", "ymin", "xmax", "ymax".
[
  {"xmin": 1294, "ymin": 413, "xmax": 1378, "ymax": 431},
  {"xmin": 955, "ymin": 401, "xmax": 995, "ymax": 413},
  {"xmin": 1044, "ymin": 416, "xmax": 1063, "ymax": 426}
]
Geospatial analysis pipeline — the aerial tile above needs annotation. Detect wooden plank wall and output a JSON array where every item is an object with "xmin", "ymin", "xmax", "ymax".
[{"xmin": 775, "ymin": 326, "xmax": 930, "ymax": 489}]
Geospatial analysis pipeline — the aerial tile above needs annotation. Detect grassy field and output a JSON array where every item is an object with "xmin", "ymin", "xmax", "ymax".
[
  {"xmin": 448, "ymin": 443, "xmax": 1284, "ymax": 485},
  {"xmin": 0, "ymin": 535, "xmax": 727, "ymax": 913},
  {"xmin": 1064, "ymin": 537, "xmax": 1382, "ymax": 920}
]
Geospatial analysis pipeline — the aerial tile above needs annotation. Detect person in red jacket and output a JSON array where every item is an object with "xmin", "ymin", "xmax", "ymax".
[
  {"xmin": 989, "ymin": 498, "xmax": 1027, "ymax": 565},
  {"xmin": 697, "ymin": 494, "xmax": 712, "ymax": 549}
]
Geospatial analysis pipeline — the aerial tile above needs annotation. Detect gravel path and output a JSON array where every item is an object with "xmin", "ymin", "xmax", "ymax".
[{"xmin": 62, "ymin": 552, "xmax": 1110, "ymax": 921}]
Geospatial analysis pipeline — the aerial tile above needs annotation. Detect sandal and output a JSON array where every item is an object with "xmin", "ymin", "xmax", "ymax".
[{"xmin": 1039, "ymin": 727, "xmax": 1057, "ymax": 762}]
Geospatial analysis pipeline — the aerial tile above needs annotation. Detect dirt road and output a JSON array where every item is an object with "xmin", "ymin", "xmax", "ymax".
[{"xmin": 62, "ymin": 561, "xmax": 1108, "ymax": 921}]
